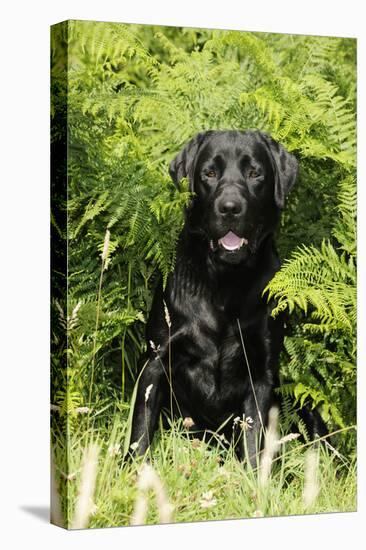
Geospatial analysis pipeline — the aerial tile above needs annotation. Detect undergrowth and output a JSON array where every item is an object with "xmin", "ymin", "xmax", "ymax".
[
  {"xmin": 51, "ymin": 410, "xmax": 356, "ymax": 528},
  {"xmin": 50, "ymin": 21, "xmax": 357, "ymax": 528}
]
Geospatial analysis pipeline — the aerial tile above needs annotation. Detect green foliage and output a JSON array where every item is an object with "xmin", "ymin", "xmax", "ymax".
[
  {"xmin": 51, "ymin": 22, "xmax": 356, "ymax": 456},
  {"xmin": 52, "ymin": 415, "xmax": 356, "ymax": 528},
  {"xmin": 267, "ymin": 175, "xmax": 356, "ymax": 435}
]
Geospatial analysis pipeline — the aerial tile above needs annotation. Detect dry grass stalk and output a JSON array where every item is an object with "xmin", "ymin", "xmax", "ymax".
[
  {"xmin": 101, "ymin": 229, "xmax": 110, "ymax": 264},
  {"xmin": 163, "ymin": 300, "xmax": 171, "ymax": 328},
  {"xmin": 236, "ymin": 319, "xmax": 264, "ymax": 432},
  {"xmin": 303, "ymin": 448, "xmax": 319, "ymax": 509},
  {"xmin": 67, "ymin": 301, "xmax": 82, "ymax": 330},
  {"xmin": 163, "ymin": 301, "xmax": 173, "ymax": 420},
  {"xmin": 259, "ymin": 406, "xmax": 280, "ymax": 488},
  {"xmin": 278, "ymin": 433, "xmax": 300, "ymax": 444},
  {"xmin": 50, "ymin": 453, "xmax": 63, "ymax": 527},
  {"xmin": 131, "ymin": 464, "xmax": 173, "ymax": 525},
  {"xmin": 88, "ymin": 230, "xmax": 110, "ymax": 414},
  {"xmin": 71, "ymin": 443, "xmax": 100, "ymax": 529}
]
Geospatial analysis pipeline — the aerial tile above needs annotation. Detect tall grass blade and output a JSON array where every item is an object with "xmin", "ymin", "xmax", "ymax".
[
  {"xmin": 71, "ymin": 443, "xmax": 100, "ymax": 529},
  {"xmin": 131, "ymin": 463, "xmax": 173, "ymax": 525}
]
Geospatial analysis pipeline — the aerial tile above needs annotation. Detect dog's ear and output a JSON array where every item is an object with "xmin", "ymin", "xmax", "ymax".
[
  {"xmin": 260, "ymin": 133, "xmax": 299, "ymax": 209},
  {"xmin": 169, "ymin": 132, "xmax": 210, "ymax": 191}
]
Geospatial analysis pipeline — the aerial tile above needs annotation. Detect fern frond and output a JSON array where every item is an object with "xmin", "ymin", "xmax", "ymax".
[
  {"xmin": 301, "ymin": 74, "xmax": 356, "ymax": 165},
  {"xmin": 267, "ymin": 240, "xmax": 355, "ymax": 330},
  {"xmin": 68, "ymin": 20, "xmax": 153, "ymax": 69},
  {"xmin": 206, "ymin": 31, "xmax": 279, "ymax": 81},
  {"xmin": 57, "ymin": 22, "xmax": 356, "ymax": 445},
  {"xmin": 298, "ymin": 37, "xmax": 340, "ymax": 77},
  {"xmin": 332, "ymin": 175, "xmax": 357, "ymax": 255},
  {"xmin": 72, "ymin": 191, "xmax": 110, "ymax": 238}
]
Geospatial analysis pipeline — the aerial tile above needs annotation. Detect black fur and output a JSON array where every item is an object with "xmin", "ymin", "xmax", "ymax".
[{"xmin": 129, "ymin": 130, "xmax": 325, "ymax": 465}]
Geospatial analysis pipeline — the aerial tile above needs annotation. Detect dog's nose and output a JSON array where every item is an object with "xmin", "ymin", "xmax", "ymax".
[{"xmin": 217, "ymin": 198, "xmax": 243, "ymax": 216}]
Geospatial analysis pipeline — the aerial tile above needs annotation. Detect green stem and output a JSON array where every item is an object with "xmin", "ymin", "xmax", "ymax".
[{"xmin": 87, "ymin": 258, "xmax": 105, "ymax": 429}]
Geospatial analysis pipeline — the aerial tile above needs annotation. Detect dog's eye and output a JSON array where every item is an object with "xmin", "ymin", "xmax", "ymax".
[
  {"xmin": 206, "ymin": 170, "xmax": 216, "ymax": 178},
  {"xmin": 248, "ymin": 169, "xmax": 260, "ymax": 179}
]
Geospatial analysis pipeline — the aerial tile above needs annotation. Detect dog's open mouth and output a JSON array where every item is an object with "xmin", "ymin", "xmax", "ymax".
[
  {"xmin": 219, "ymin": 231, "xmax": 248, "ymax": 251},
  {"xmin": 210, "ymin": 231, "xmax": 249, "ymax": 252}
]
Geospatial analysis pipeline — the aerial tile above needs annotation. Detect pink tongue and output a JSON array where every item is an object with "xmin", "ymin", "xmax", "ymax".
[{"xmin": 220, "ymin": 231, "xmax": 242, "ymax": 249}]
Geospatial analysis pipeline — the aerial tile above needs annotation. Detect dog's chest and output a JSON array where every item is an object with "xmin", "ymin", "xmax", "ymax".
[
  {"xmin": 167, "ymin": 261, "xmax": 270, "ymax": 416},
  {"xmin": 173, "ymin": 309, "xmax": 254, "ymax": 410}
]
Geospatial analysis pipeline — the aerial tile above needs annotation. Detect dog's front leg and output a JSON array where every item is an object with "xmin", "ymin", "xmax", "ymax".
[
  {"xmin": 236, "ymin": 381, "xmax": 274, "ymax": 468},
  {"xmin": 128, "ymin": 357, "xmax": 166, "ymax": 457}
]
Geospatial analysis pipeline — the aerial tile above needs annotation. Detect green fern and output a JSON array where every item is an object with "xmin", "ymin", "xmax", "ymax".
[
  {"xmin": 266, "ymin": 175, "xmax": 356, "ymax": 428},
  {"xmin": 51, "ymin": 21, "xmax": 356, "ymax": 451},
  {"xmin": 267, "ymin": 176, "xmax": 356, "ymax": 330}
]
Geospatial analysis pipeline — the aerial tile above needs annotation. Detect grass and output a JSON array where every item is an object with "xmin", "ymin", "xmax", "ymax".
[
  {"xmin": 51, "ymin": 405, "xmax": 357, "ymax": 529},
  {"xmin": 50, "ymin": 228, "xmax": 356, "ymax": 529}
]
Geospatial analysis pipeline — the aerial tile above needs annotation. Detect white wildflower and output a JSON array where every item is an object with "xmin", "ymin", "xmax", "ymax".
[
  {"xmin": 200, "ymin": 490, "xmax": 217, "ymax": 509},
  {"xmin": 183, "ymin": 417, "xmax": 195, "ymax": 429},
  {"xmin": 75, "ymin": 406, "xmax": 90, "ymax": 414},
  {"xmin": 108, "ymin": 443, "xmax": 121, "ymax": 457},
  {"xmin": 150, "ymin": 340, "xmax": 161, "ymax": 354},
  {"xmin": 217, "ymin": 467, "xmax": 230, "ymax": 478},
  {"xmin": 233, "ymin": 414, "xmax": 254, "ymax": 431}
]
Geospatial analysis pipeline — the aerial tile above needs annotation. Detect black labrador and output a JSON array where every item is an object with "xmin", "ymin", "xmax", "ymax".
[{"xmin": 129, "ymin": 129, "xmax": 325, "ymax": 465}]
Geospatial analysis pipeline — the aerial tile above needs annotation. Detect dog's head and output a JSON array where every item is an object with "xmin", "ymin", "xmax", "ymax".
[{"xmin": 169, "ymin": 130, "xmax": 298, "ymax": 265}]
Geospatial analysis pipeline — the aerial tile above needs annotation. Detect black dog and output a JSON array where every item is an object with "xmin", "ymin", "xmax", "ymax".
[{"xmin": 129, "ymin": 129, "xmax": 324, "ymax": 465}]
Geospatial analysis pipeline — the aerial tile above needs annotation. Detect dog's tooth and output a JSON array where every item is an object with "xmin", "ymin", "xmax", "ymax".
[{"xmin": 210, "ymin": 239, "xmax": 214, "ymax": 250}]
